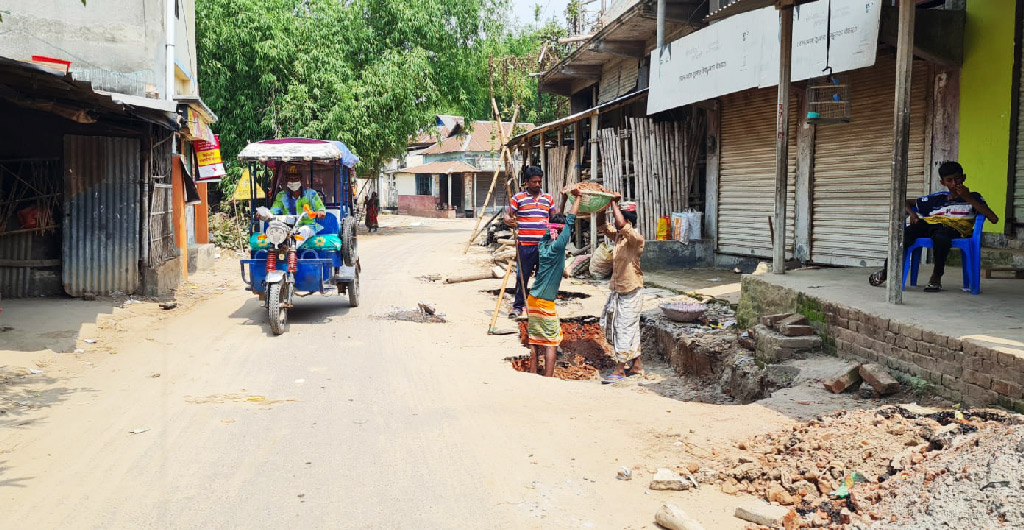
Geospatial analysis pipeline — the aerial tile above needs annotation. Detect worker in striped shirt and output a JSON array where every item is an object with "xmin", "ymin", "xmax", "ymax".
[{"xmin": 504, "ymin": 166, "xmax": 558, "ymax": 319}]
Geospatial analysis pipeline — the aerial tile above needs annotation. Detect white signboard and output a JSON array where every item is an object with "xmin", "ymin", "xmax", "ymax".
[{"xmin": 647, "ymin": 0, "xmax": 881, "ymax": 115}]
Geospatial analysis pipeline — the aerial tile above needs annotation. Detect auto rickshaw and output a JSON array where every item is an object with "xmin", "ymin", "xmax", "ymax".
[{"xmin": 237, "ymin": 138, "xmax": 359, "ymax": 335}]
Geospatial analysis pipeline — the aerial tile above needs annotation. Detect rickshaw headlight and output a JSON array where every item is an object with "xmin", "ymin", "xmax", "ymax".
[{"xmin": 265, "ymin": 222, "xmax": 289, "ymax": 245}]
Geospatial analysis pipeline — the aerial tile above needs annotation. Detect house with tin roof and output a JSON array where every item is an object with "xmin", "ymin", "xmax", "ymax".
[{"xmin": 383, "ymin": 116, "xmax": 534, "ymax": 218}]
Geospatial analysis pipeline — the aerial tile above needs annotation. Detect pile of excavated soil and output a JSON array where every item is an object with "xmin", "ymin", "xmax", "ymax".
[
  {"xmin": 517, "ymin": 316, "xmax": 615, "ymax": 370},
  {"xmin": 704, "ymin": 405, "xmax": 1021, "ymax": 529},
  {"xmin": 506, "ymin": 353, "xmax": 599, "ymax": 381},
  {"xmin": 375, "ymin": 308, "xmax": 447, "ymax": 323}
]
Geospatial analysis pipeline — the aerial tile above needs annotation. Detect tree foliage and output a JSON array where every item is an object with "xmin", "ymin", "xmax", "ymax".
[{"xmin": 197, "ymin": 0, "xmax": 567, "ymax": 180}]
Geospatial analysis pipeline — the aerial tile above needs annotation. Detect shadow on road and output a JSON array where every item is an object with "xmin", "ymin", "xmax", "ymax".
[
  {"xmin": 229, "ymin": 294, "xmax": 354, "ymax": 336},
  {"xmin": 0, "ymin": 297, "xmax": 117, "ymax": 353}
]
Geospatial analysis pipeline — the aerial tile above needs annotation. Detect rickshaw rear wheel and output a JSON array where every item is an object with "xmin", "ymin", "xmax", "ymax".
[
  {"xmin": 342, "ymin": 216, "xmax": 358, "ymax": 266},
  {"xmin": 268, "ymin": 282, "xmax": 288, "ymax": 335}
]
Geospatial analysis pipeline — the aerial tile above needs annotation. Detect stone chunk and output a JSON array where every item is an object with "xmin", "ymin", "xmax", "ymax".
[
  {"xmin": 779, "ymin": 324, "xmax": 814, "ymax": 337},
  {"xmin": 734, "ymin": 500, "xmax": 792, "ymax": 526},
  {"xmin": 779, "ymin": 313, "xmax": 809, "ymax": 328},
  {"xmin": 859, "ymin": 363, "xmax": 900, "ymax": 395},
  {"xmin": 655, "ymin": 504, "xmax": 706, "ymax": 530},
  {"xmin": 760, "ymin": 313, "xmax": 792, "ymax": 328},
  {"xmin": 650, "ymin": 468, "xmax": 691, "ymax": 491},
  {"xmin": 824, "ymin": 365, "xmax": 863, "ymax": 393}
]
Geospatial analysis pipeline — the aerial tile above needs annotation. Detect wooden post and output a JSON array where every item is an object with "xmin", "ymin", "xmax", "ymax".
[
  {"xmin": 772, "ymin": 6, "xmax": 794, "ymax": 274},
  {"xmin": 590, "ymin": 112, "xmax": 600, "ymax": 250},
  {"xmin": 539, "ymin": 131, "xmax": 547, "ymax": 180},
  {"xmin": 887, "ymin": 0, "xmax": 917, "ymax": 305}
]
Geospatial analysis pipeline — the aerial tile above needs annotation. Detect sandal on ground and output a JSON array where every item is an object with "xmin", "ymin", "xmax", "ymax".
[
  {"xmin": 924, "ymin": 282, "xmax": 942, "ymax": 293},
  {"xmin": 625, "ymin": 369, "xmax": 646, "ymax": 378},
  {"xmin": 868, "ymin": 269, "xmax": 887, "ymax": 287},
  {"xmin": 602, "ymin": 373, "xmax": 626, "ymax": 385}
]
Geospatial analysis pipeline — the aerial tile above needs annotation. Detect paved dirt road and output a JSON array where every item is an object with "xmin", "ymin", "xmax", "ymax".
[{"xmin": 0, "ymin": 218, "xmax": 795, "ymax": 529}]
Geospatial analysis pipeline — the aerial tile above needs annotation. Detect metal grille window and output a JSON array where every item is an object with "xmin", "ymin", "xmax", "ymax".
[
  {"xmin": 149, "ymin": 179, "xmax": 175, "ymax": 266},
  {"xmin": 415, "ymin": 174, "xmax": 431, "ymax": 195}
]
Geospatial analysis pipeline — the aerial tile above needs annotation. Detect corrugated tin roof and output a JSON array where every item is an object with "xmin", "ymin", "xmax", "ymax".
[
  {"xmin": 507, "ymin": 89, "xmax": 649, "ymax": 145},
  {"xmin": 396, "ymin": 161, "xmax": 479, "ymax": 174},
  {"xmin": 420, "ymin": 121, "xmax": 536, "ymax": 155},
  {"xmin": 0, "ymin": 56, "xmax": 179, "ymax": 130}
]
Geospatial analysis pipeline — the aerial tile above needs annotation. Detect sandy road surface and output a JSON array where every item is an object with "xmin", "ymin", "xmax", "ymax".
[{"xmin": 0, "ymin": 218, "xmax": 797, "ymax": 529}]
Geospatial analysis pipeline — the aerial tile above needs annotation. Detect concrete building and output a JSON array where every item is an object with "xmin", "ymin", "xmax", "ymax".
[{"xmin": 0, "ymin": 0, "xmax": 217, "ymax": 298}]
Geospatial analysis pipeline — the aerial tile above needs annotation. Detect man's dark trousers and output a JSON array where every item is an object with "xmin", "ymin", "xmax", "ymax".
[
  {"xmin": 905, "ymin": 221, "xmax": 961, "ymax": 279},
  {"xmin": 512, "ymin": 244, "xmax": 540, "ymax": 312}
]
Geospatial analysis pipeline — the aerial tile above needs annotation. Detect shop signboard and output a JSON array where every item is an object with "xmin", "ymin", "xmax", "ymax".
[
  {"xmin": 195, "ymin": 134, "xmax": 226, "ymax": 183},
  {"xmin": 648, "ymin": 0, "xmax": 881, "ymax": 115}
]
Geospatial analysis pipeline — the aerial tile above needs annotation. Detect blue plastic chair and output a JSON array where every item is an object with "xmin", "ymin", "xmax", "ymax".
[{"xmin": 902, "ymin": 216, "xmax": 985, "ymax": 295}]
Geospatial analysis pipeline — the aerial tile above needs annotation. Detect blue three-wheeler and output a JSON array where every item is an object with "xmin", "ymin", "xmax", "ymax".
[{"xmin": 237, "ymin": 138, "xmax": 360, "ymax": 335}]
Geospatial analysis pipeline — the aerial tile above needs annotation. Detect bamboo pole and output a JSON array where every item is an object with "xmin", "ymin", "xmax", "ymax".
[
  {"xmin": 487, "ymin": 259, "xmax": 515, "ymax": 334},
  {"xmin": 463, "ymin": 105, "xmax": 519, "ymax": 253}
]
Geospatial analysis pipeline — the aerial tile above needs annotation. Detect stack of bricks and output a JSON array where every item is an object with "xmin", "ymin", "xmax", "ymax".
[{"xmin": 822, "ymin": 302, "xmax": 1024, "ymax": 410}]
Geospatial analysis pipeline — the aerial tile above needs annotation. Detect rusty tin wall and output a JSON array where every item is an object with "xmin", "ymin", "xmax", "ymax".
[
  {"xmin": 0, "ymin": 233, "xmax": 32, "ymax": 298},
  {"xmin": 63, "ymin": 135, "xmax": 141, "ymax": 296}
]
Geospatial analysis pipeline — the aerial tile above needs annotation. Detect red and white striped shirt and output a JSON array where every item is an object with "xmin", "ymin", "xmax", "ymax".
[{"xmin": 510, "ymin": 191, "xmax": 555, "ymax": 246}]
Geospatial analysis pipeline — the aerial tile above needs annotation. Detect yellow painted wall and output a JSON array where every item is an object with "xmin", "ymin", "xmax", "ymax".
[{"xmin": 958, "ymin": 0, "xmax": 1017, "ymax": 232}]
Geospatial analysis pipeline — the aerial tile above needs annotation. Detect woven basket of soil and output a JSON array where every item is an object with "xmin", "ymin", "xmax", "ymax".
[
  {"xmin": 567, "ymin": 192, "xmax": 615, "ymax": 214},
  {"xmin": 659, "ymin": 302, "xmax": 707, "ymax": 322}
]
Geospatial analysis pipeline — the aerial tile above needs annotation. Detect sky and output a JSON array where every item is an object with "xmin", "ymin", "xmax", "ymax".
[{"xmin": 510, "ymin": 0, "xmax": 572, "ymax": 26}]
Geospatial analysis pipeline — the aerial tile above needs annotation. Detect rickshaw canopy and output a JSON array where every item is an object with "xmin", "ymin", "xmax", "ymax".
[{"xmin": 237, "ymin": 137, "xmax": 358, "ymax": 167}]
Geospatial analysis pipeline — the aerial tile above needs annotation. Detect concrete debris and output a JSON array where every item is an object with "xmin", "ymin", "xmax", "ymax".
[
  {"xmin": 777, "ymin": 313, "xmax": 809, "ymax": 328},
  {"xmin": 649, "ymin": 468, "xmax": 692, "ymax": 491},
  {"xmin": 824, "ymin": 364, "xmax": 862, "ymax": 393},
  {"xmin": 858, "ymin": 363, "xmax": 900, "ymax": 396},
  {"xmin": 617, "ymin": 467, "xmax": 632, "ymax": 480},
  {"xmin": 654, "ymin": 504, "xmax": 705, "ymax": 530},
  {"xmin": 417, "ymin": 302, "xmax": 436, "ymax": 316},
  {"xmin": 705, "ymin": 406, "xmax": 1023, "ymax": 529},
  {"xmin": 760, "ymin": 313, "xmax": 792, "ymax": 328},
  {"xmin": 754, "ymin": 324, "xmax": 822, "ymax": 363},
  {"xmin": 734, "ymin": 500, "xmax": 792, "ymax": 526},
  {"xmin": 779, "ymin": 323, "xmax": 814, "ymax": 337}
]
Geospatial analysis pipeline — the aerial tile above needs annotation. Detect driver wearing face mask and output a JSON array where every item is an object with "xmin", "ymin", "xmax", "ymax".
[{"xmin": 270, "ymin": 166, "xmax": 327, "ymax": 242}]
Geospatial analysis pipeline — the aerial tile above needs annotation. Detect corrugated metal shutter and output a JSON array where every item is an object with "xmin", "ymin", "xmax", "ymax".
[
  {"xmin": 619, "ymin": 60, "xmax": 639, "ymax": 97},
  {"xmin": 810, "ymin": 58, "xmax": 928, "ymax": 266},
  {"xmin": 0, "ymin": 234, "xmax": 32, "ymax": 298},
  {"xmin": 475, "ymin": 173, "xmax": 509, "ymax": 213},
  {"xmin": 717, "ymin": 88, "xmax": 798, "ymax": 258},
  {"xmin": 1015, "ymin": 45, "xmax": 1024, "ymax": 233},
  {"xmin": 63, "ymin": 136, "xmax": 141, "ymax": 296},
  {"xmin": 599, "ymin": 59, "xmax": 624, "ymax": 104}
]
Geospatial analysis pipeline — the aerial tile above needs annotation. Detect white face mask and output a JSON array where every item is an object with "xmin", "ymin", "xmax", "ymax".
[{"xmin": 286, "ymin": 181, "xmax": 301, "ymax": 191}]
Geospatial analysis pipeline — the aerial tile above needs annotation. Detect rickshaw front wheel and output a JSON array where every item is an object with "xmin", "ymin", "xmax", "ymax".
[
  {"xmin": 268, "ymin": 282, "xmax": 288, "ymax": 335},
  {"xmin": 347, "ymin": 273, "xmax": 360, "ymax": 308}
]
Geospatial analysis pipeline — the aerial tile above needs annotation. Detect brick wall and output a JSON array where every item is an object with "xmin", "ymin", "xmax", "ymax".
[{"xmin": 739, "ymin": 276, "xmax": 1024, "ymax": 411}]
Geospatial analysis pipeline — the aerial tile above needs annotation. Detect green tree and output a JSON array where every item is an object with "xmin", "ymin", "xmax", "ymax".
[{"xmin": 197, "ymin": 0, "xmax": 568, "ymax": 184}]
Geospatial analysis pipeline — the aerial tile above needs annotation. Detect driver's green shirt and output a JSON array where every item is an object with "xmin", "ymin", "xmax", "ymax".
[{"xmin": 270, "ymin": 188, "xmax": 325, "ymax": 227}]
